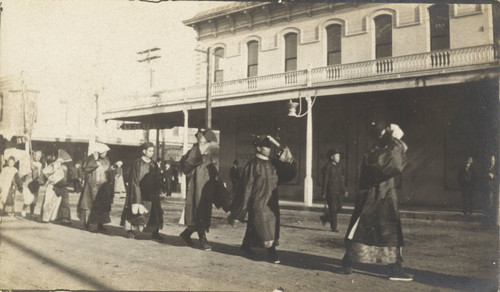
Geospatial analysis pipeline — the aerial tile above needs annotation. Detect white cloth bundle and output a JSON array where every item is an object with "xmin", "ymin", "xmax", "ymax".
[{"xmin": 131, "ymin": 203, "xmax": 148, "ymax": 215}]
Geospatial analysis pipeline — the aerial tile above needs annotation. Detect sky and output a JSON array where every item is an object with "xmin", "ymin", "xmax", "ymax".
[{"xmin": 1, "ymin": 0, "xmax": 227, "ymax": 107}]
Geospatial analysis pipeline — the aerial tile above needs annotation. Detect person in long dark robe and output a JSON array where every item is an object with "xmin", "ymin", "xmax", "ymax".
[
  {"xmin": 179, "ymin": 129, "xmax": 221, "ymax": 251},
  {"xmin": 320, "ymin": 148, "xmax": 347, "ymax": 232},
  {"xmin": 457, "ymin": 156, "xmax": 475, "ymax": 216},
  {"xmin": 341, "ymin": 121, "xmax": 413, "ymax": 281},
  {"xmin": 162, "ymin": 161, "xmax": 173, "ymax": 197},
  {"xmin": 77, "ymin": 143, "xmax": 114, "ymax": 232},
  {"xmin": 229, "ymin": 135, "xmax": 296, "ymax": 264},
  {"xmin": 483, "ymin": 155, "xmax": 497, "ymax": 224},
  {"xmin": 229, "ymin": 159, "xmax": 240, "ymax": 192},
  {"xmin": 120, "ymin": 142, "xmax": 164, "ymax": 240}
]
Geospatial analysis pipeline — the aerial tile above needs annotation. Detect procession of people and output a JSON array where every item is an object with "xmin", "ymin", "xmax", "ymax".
[{"xmin": 0, "ymin": 121, "xmax": 497, "ymax": 282}]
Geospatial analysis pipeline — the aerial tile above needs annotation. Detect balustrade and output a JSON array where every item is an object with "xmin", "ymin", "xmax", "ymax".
[{"xmin": 107, "ymin": 44, "xmax": 496, "ymax": 112}]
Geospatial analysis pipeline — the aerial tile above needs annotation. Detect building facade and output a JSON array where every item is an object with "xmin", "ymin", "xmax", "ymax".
[{"xmin": 104, "ymin": 2, "xmax": 500, "ymax": 211}]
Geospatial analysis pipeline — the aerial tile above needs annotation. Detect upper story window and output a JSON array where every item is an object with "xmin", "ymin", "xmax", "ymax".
[
  {"xmin": 326, "ymin": 24, "xmax": 342, "ymax": 65},
  {"xmin": 247, "ymin": 41, "xmax": 258, "ymax": 77},
  {"xmin": 429, "ymin": 5, "xmax": 450, "ymax": 51},
  {"xmin": 375, "ymin": 15, "xmax": 392, "ymax": 58},
  {"xmin": 284, "ymin": 32, "xmax": 298, "ymax": 72},
  {"xmin": 214, "ymin": 47, "xmax": 224, "ymax": 82}
]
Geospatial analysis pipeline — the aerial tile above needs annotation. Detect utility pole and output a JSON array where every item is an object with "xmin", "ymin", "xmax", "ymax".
[
  {"xmin": 137, "ymin": 47, "xmax": 161, "ymax": 89},
  {"xmin": 137, "ymin": 47, "xmax": 161, "ymax": 143},
  {"xmin": 195, "ymin": 48, "xmax": 211, "ymax": 129}
]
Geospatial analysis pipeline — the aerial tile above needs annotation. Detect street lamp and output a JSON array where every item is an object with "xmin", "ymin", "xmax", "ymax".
[{"xmin": 287, "ymin": 93, "xmax": 317, "ymax": 207}]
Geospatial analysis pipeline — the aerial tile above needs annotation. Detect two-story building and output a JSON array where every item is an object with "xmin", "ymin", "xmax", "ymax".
[{"xmin": 103, "ymin": 2, "xmax": 500, "ymax": 212}]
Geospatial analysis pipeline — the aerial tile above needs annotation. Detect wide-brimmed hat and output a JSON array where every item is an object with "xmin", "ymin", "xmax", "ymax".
[
  {"xmin": 252, "ymin": 135, "xmax": 272, "ymax": 148},
  {"xmin": 327, "ymin": 148, "xmax": 341, "ymax": 157}
]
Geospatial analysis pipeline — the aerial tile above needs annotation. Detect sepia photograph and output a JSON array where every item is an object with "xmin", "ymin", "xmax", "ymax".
[{"xmin": 0, "ymin": 0, "xmax": 499, "ymax": 291}]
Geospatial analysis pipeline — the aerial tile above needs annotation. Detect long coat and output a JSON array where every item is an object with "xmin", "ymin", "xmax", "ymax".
[
  {"xmin": 180, "ymin": 142, "xmax": 221, "ymax": 232},
  {"xmin": 77, "ymin": 155, "xmax": 114, "ymax": 224},
  {"xmin": 120, "ymin": 157, "xmax": 164, "ymax": 231},
  {"xmin": 322, "ymin": 162, "xmax": 346, "ymax": 211},
  {"xmin": 230, "ymin": 148, "xmax": 297, "ymax": 248},
  {"xmin": 344, "ymin": 133, "xmax": 407, "ymax": 263}
]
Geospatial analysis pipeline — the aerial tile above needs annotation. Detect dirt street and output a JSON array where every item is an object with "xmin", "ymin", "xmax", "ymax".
[{"xmin": 0, "ymin": 191, "xmax": 498, "ymax": 291}]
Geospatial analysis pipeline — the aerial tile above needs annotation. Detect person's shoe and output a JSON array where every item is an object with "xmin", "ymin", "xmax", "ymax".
[
  {"xmin": 96, "ymin": 224, "xmax": 108, "ymax": 233},
  {"xmin": 240, "ymin": 244, "xmax": 255, "ymax": 256},
  {"xmin": 61, "ymin": 219, "xmax": 72, "ymax": 226},
  {"xmin": 180, "ymin": 230, "xmax": 194, "ymax": 247},
  {"xmin": 199, "ymin": 234, "xmax": 212, "ymax": 251},
  {"xmin": 151, "ymin": 231, "xmax": 163, "ymax": 242},
  {"xmin": 388, "ymin": 264, "xmax": 413, "ymax": 281},
  {"xmin": 343, "ymin": 266, "xmax": 353, "ymax": 275},
  {"xmin": 332, "ymin": 229, "xmax": 339, "ymax": 233},
  {"xmin": 320, "ymin": 215, "xmax": 328, "ymax": 227},
  {"xmin": 267, "ymin": 247, "xmax": 280, "ymax": 264},
  {"xmin": 126, "ymin": 231, "xmax": 135, "ymax": 239}
]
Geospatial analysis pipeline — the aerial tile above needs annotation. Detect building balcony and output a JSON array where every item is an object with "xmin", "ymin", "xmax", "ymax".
[{"xmin": 104, "ymin": 44, "xmax": 499, "ymax": 115}]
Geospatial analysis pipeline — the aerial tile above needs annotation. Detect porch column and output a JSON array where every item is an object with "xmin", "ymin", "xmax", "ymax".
[
  {"xmin": 497, "ymin": 77, "xmax": 500, "ymax": 227},
  {"xmin": 304, "ymin": 95, "xmax": 313, "ymax": 207},
  {"xmin": 181, "ymin": 109, "xmax": 189, "ymax": 199},
  {"xmin": 155, "ymin": 128, "xmax": 160, "ymax": 160}
]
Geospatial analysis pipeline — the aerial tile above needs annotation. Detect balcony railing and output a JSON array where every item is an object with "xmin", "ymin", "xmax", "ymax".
[
  {"xmin": 105, "ymin": 44, "xmax": 497, "ymax": 112},
  {"xmin": 312, "ymin": 44, "xmax": 496, "ymax": 84},
  {"xmin": 211, "ymin": 69, "xmax": 308, "ymax": 96}
]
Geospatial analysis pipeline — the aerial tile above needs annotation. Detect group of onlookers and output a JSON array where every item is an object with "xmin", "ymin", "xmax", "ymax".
[{"xmin": 457, "ymin": 154, "xmax": 498, "ymax": 223}]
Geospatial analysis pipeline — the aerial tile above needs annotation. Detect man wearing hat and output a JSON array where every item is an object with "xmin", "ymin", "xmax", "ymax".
[
  {"xmin": 120, "ymin": 142, "xmax": 164, "ymax": 240},
  {"xmin": 321, "ymin": 148, "xmax": 347, "ymax": 232},
  {"xmin": 77, "ymin": 143, "xmax": 114, "ymax": 232},
  {"xmin": 229, "ymin": 135, "xmax": 296, "ymax": 264},
  {"xmin": 179, "ymin": 129, "xmax": 223, "ymax": 250},
  {"xmin": 341, "ymin": 119, "xmax": 413, "ymax": 281}
]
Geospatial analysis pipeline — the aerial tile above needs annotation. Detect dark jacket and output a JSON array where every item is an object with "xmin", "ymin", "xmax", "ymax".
[{"xmin": 321, "ymin": 162, "xmax": 346, "ymax": 199}]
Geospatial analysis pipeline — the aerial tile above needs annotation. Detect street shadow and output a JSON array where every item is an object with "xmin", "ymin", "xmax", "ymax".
[
  {"xmin": 207, "ymin": 239, "xmax": 497, "ymax": 291},
  {"xmin": 1, "ymin": 234, "xmax": 114, "ymax": 290},
  {"xmin": 280, "ymin": 223, "xmax": 330, "ymax": 232}
]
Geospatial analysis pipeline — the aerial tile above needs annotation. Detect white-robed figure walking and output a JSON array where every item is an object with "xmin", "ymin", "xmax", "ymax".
[
  {"xmin": 40, "ymin": 151, "xmax": 72, "ymax": 223},
  {"xmin": 0, "ymin": 156, "xmax": 24, "ymax": 216}
]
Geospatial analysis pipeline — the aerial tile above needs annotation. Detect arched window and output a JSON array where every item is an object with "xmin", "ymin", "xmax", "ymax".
[
  {"xmin": 247, "ymin": 41, "xmax": 258, "ymax": 77},
  {"xmin": 284, "ymin": 33, "xmax": 298, "ymax": 72},
  {"xmin": 429, "ymin": 5, "xmax": 450, "ymax": 51},
  {"xmin": 326, "ymin": 24, "xmax": 342, "ymax": 65},
  {"xmin": 375, "ymin": 15, "xmax": 392, "ymax": 58},
  {"xmin": 214, "ymin": 47, "xmax": 224, "ymax": 82}
]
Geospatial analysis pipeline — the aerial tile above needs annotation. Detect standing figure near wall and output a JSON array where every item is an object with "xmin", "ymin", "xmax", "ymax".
[
  {"xmin": 112, "ymin": 161, "xmax": 127, "ymax": 199},
  {"xmin": 77, "ymin": 143, "xmax": 114, "ymax": 232},
  {"xmin": 120, "ymin": 142, "xmax": 164, "ymax": 240},
  {"xmin": 162, "ymin": 161, "xmax": 173, "ymax": 197},
  {"xmin": 483, "ymin": 155, "xmax": 498, "ymax": 224},
  {"xmin": 229, "ymin": 159, "xmax": 240, "ymax": 192},
  {"xmin": 457, "ymin": 156, "xmax": 475, "ymax": 216},
  {"xmin": 228, "ymin": 135, "xmax": 296, "ymax": 264},
  {"xmin": 320, "ymin": 148, "xmax": 347, "ymax": 232},
  {"xmin": 341, "ymin": 121, "xmax": 413, "ymax": 281},
  {"xmin": 179, "ymin": 129, "xmax": 222, "ymax": 251}
]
